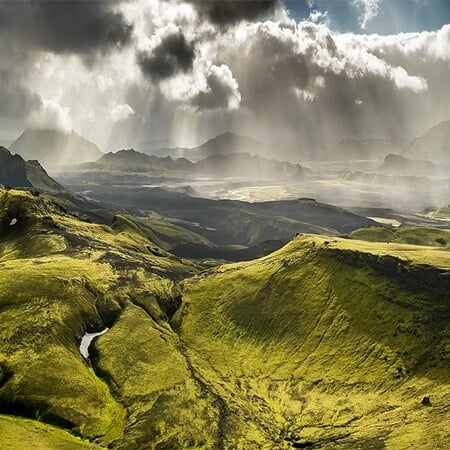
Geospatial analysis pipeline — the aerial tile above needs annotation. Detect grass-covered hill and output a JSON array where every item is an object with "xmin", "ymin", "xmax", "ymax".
[
  {"xmin": 0, "ymin": 188, "xmax": 449, "ymax": 449},
  {"xmin": 176, "ymin": 235, "xmax": 450, "ymax": 448},
  {"xmin": 350, "ymin": 226, "xmax": 450, "ymax": 248},
  {"xmin": 0, "ymin": 188, "xmax": 207, "ymax": 448}
]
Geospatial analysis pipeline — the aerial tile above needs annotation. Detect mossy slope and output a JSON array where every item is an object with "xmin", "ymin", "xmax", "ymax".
[
  {"xmin": 0, "ymin": 189, "xmax": 200, "ymax": 446},
  {"xmin": 0, "ymin": 414, "xmax": 98, "ymax": 449},
  {"xmin": 350, "ymin": 225, "xmax": 450, "ymax": 248},
  {"xmin": 177, "ymin": 235, "xmax": 450, "ymax": 448},
  {"xmin": 1, "ymin": 188, "xmax": 449, "ymax": 449}
]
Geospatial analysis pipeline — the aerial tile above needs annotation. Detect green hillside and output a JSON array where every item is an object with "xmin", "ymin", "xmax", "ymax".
[
  {"xmin": 0, "ymin": 189, "xmax": 449, "ymax": 448},
  {"xmin": 0, "ymin": 189, "xmax": 199, "ymax": 447},
  {"xmin": 177, "ymin": 235, "xmax": 450, "ymax": 448},
  {"xmin": 0, "ymin": 414, "xmax": 97, "ymax": 449},
  {"xmin": 350, "ymin": 226, "xmax": 450, "ymax": 248}
]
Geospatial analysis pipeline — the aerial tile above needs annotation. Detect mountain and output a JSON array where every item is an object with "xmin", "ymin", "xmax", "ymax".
[
  {"xmin": 91, "ymin": 149, "xmax": 194, "ymax": 172},
  {"xmin": 10, "ymin": 128, "xmax": 103, "ymax": 171},
  {"xmin": 0, "ymin": 147, "xmax": 31, "ymax": 188},
  {"xmin": 195, "ymin": 152, "xmax": 312, "ymax": 179},
  {"xmin": 404, "ymin": 121, "xmax": 450, "ymax": 164},
  {"xmin": 148, "ymin": 132, "xmax": 278, "ymax": 161},
  {"xmin": 379, "ymin": 153, "xmax": 448, "ymax": 177},
  {"xmin": 0, "ymin": 146, "xmax": 63, "ymax": 192},
  {"xmin": 174, "ymin": 235, "xmax": 449, "ymax": 448},
  {"xmin": 334, "ymin": 137, "xmax": 408, "ymax": 160},
  {"xmin": 77, "ymin": 148, "xmax": 312, "ymax": 180},
  {"xmin": 192, "ymin": 132, "xmax": 274, "ymax": 159},
  {"xmin": 1, "ymin": 188, "xmax": 448, "ymax": 449}
]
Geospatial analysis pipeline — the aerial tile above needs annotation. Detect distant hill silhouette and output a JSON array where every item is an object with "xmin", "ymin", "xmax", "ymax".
[
  {"xmin": 11, "ymin": 128, "xmax": 102, "ymax": 171},
  {"xmin": 146, "ymin": 132, "xmax": 278, "ymax": 161},
  {"xmin": 0, "ymin": 146, "xmax": 63, "ymax": 192},
  {"xmin": 404, "ymin": 121, "xmax": 450, "ymax": 164}
]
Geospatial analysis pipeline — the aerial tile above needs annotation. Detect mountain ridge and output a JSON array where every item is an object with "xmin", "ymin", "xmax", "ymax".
[{"xmin": 0, "ymin": 146, "xmax": 63, "ymax": 192}]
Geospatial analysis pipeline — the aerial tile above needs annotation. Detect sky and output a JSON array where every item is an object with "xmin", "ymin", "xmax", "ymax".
[{"xmin": 0, "ymin": 0, "xmax": 449, "ymax": 158}]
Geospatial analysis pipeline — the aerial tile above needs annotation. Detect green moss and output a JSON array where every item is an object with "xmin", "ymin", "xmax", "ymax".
[
  {"xmin": 0, "ymin": 188, "xmax": 449, "ymax": 449},
  {"xmin": 350, "ymin": 225, "xmax": 450, "ymax": 248},
  {"xmin": 0, "ymin": 414, "xmax": 98, "ymax": 449},
  {"xmin": 430, "ymin": 204, "xmax": 450, "ymax": 220},
  {"xmin": 177, "ymin": 236, "xmax": 450, "ymax": 448},
  {"xmin": 0, "ymin": 259, "xmax": 125, "ymax": 444},
  {"xmin": 92, "ymin": 305, "xmax": 220, "ymax": 449}
]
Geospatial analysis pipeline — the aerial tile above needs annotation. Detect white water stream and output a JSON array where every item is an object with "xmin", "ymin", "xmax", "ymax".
[{"xmin": 79, "ymin": 328, "xmax": 109, "ymax": 360}]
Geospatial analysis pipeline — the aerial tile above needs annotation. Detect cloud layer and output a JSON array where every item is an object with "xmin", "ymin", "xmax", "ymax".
[{"xmin": 0, "ymin": 0, "xmax": 448, "ymax": 157}]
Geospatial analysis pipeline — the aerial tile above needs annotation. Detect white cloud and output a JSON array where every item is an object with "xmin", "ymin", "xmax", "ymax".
[
  {"xmin": 28, "ymin": 99, "xmax": 72, "ymax": 132},
  {"xmin": 353, "ymin": 0, "xmax": 381, "ymax": 29},
  {"xmin": 1, "ymin": 0, "xmax": 449, "ymax": 153},
  {"xmin": 110, "ymin": 103, "xmax": 135, "ymax": 122},
  {"xmin": 308, "ymin": 10, "xmax": 329, "ymax": 26}
]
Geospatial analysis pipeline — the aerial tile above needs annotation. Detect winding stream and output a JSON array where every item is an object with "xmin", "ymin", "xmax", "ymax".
[{"xmin": 79, "ymin": 328, "xmax": 109, "ymax": 360}]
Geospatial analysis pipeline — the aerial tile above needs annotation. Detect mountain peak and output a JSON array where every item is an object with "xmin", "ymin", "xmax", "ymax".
[{"xmin": 10, "ymin": 128, "xmax": 102, "ymax": 171}]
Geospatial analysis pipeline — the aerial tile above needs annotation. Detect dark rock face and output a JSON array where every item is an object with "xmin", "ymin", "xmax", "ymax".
[{"xmin": 0, "ymin": 147, "xmax": 32, "ymax": 188}]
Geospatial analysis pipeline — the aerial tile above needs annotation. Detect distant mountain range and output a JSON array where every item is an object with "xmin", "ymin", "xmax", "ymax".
[
  {"xmin": 10, "ymin": 128, "xmax": 102, "ymax": 171},
  {"xmin": 379, "ymin": 154, "xmax": 449, "ymax": 177},
  {"xmin": 333, "ymin": 120, "xmax": 450, "ymax": 164},
  {"xmin": 404, "ymin": 121, "xmax": 450, "ymax": 164},
  {"xmin": 7, "ymin": 119, "xmax": 450, "ymax": 176},
  {"xmin": 146, "ymin": 132, "xmax": 278, "ymax": 161},
  {"xmin": 81, "ymin": 148, "xmax": 312, "ymax": 180},
  {"xmin": 153, "ymin": 121, "xmax": 450, "ymax": 165},
  {"xmin": 0, "ymin": 146, "xmax": 63, "ymax": 192},
  {"xmin": 93, "ymin": 149, "xmax": 194, "ymax": 172}
]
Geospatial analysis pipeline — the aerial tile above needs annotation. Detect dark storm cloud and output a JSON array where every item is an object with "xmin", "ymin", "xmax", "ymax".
[
  {"xmin": 189, "ymin": 0, "xmax": 279, "ymax": 26},
  {"xmin": 138, "ymin": 32, "xmax": 195, "ymax": 81},
  {"xmin": 191, "ymin": 68, "xmax": 239, "ymax": 110},
  {"xmin": 0, "ymin": 70, "xmax": 42, "ymax": 119},
  {"xmin": 0, "ymin": 1, "xmax": 133, "ymax": 55}
]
